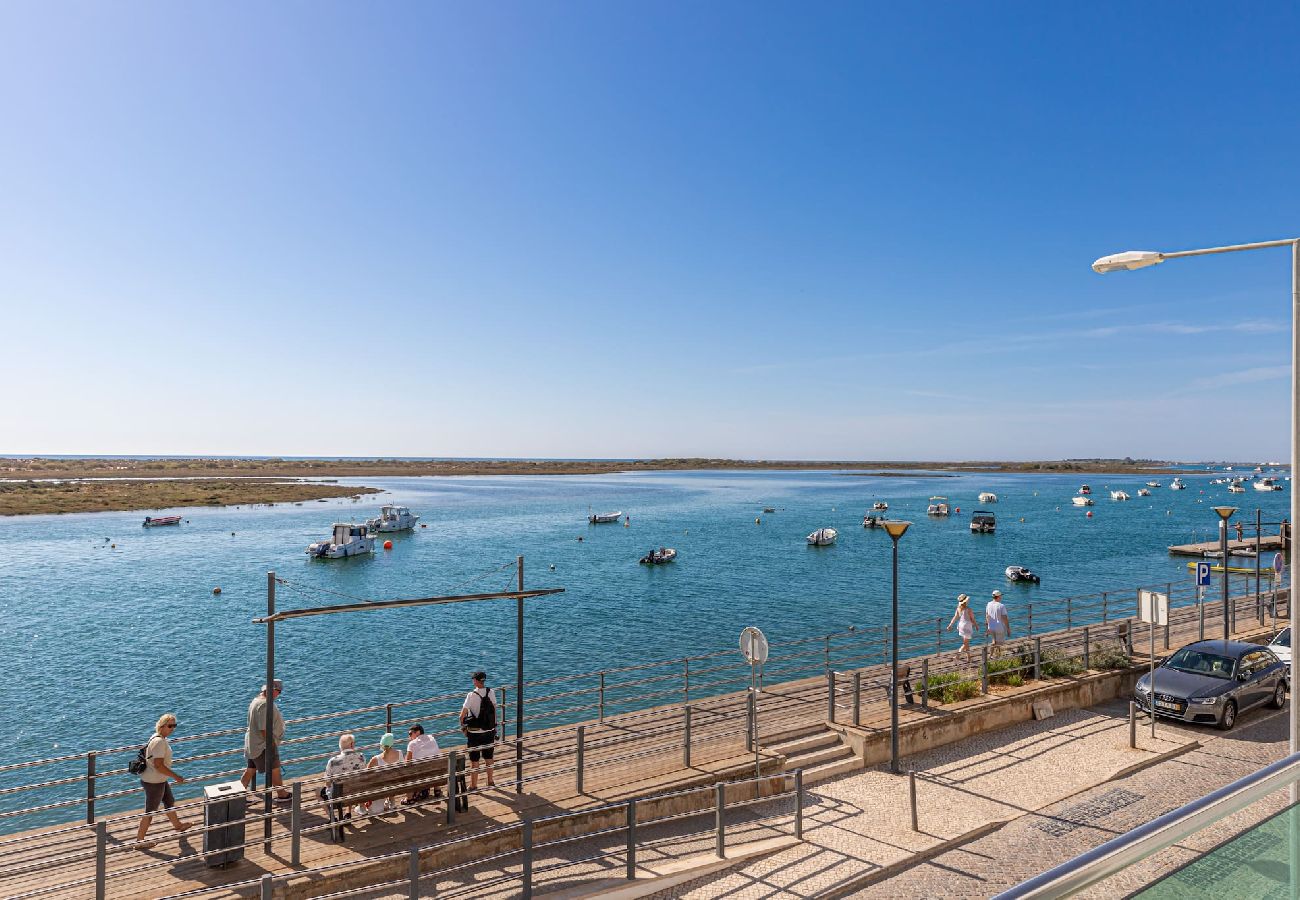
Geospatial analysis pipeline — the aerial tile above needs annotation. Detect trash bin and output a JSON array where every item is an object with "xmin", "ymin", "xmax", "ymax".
[{"xmin": 203, "ymin": 780, "xmax": 247, "ymax": 867}]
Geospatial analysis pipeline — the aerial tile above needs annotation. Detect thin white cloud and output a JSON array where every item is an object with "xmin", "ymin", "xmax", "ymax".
[
  {"xmin": 1188, "ymin": 366, "xmax": 1290, "ymax": 391},
  {"xmin": 1080, "ymin": 319, "xmax": 1284, "ymax": 338}
]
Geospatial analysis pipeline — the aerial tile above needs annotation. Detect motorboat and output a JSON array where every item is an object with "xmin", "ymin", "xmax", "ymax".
[
  {"xmin": 807, "ymin": 527, "xmax": 838, "ymax": 546},
  {"xmin": 1110, "ymin": 490, "xmax": 1131, "ymax": 501},
  {"xmin": 970, "ymin": 510, "xmax": 996, "ymax": 533},
  {"xmin": 639, "ymin": 547, "xmax": 677, "ymax": 565},
  {"xmin": 1146, "ymin": 481, "xmax": 1162, "ymax": 488},
  {"xmin": 1170, "ymin": 478, "xmax": 1187, "ymax": 490},
  {"xmin": 763, "ymin": 507, "xmax": 776, "ymax": 513},
  {"xmin": 1078, "ymin": 485, "xmax": 1092, "ymax": 495},
  {"xmin": 1229, "ymin": 483, "xmax": 1246, "ymax": 493},
  {"xmin": 1071, "ymin": 496, "xmax": 1093, "ymax": 507},
  {"xmin": 872, "ymin": 501, "xmax": 889, "ymax": 511},
  {"xmin": 589, "ymin": 510, "xmax": 624, "ymax": 524},
  {"xmin": 862, "ymin": 514, "xmax": 884, "ymax": 528},
  {"xmin": 308, "ymin": 523, "xmax": 376, "ymax": 559},
  {"xmin": 366, "ymin": 505, "xmax": 419, "ymax": 533},
  {"xmin": 142, "ymin": 515, "xmax": 182, "ymax": 527},
  {"xmin": 1137, "ymin": 488, "xmax": 1151, "ymax": 497},
  {"xmin": 978, "ymin": 492, "xmax": 998, "ymax": 504},
  {"xmin": 926, "ymin": 497, "xmax": 950, "ymax": 516},
  {"xmin": 1005, "ymin": 565, "xmax": 1040, "ymax": 584},
  {"xmin": 1254, "ymin": 478, "xmax": 1283, "ymax": 492}
]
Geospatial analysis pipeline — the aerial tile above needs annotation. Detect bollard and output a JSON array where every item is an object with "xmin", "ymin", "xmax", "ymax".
[
  {"xmin": 290, "ymin": 781, "xmax": 302, "ymax": 866},
  {"xmin": 1033, "ymin": 637, "xmax": 1041, "ymax": 681},
  {"xmin": 683, "ymin": 706, "xmax": 692, "ymax": 768},
  {"xmin": 1102, "ymin": 591, "xmax": 1108, "ymax": 624},
  {"xmin": 921, "ymin": 659, "xmax": 929, "ymax": 709},
  {"xmin": 852, "ymin": 671, "xmax": 862, "ymax": 727},
  {"xmin": 1128, "ymin": 701, "xmax": 1137, "ymax": 749},
  {"xmin": 1027, "ymin": 603, "xmax": 1033, "ymax": 635},
  {"xmin": 385, "ymin": 702, "xmax": 393, "ymax": 734},
  {"xmin": 981, "ymin": 646, "xmax": 989, "ymax": 694},
  {"xmin": 1083, "ymin": 627, "xmax": 1090, "ymax": 671},
  {"xmin": 522, "ymin": 819, "xmax": 534, "ymax": 900},
  {"xmin": 408, "ymin": 846, "xmax": 421, "ymax": 900},
  {"xmin": 715, "ymin": 782, "xmax": 726, "ymax": 858},
  {"xmin": 795, "ymin": 768, "xmax": 804, "ymax": 840},
  {"xmin": 95, "ymin": 820, "xmax": 106, "ymax": 900},
  {"xmin": 261, "ymin": 874, "xmax": 273, "ymax": 900},
  {"xmin": 827, "ymin": 671, "xmax": 836, "ymax": 723},
  {"xmin": 598, "ymin": 672, "xmax": 606, "ymax": 724},
  {"xmin": 86, "ymin": 752, "xmax": 96, "ymax": 825},
  {"xmin": 626, "ymin": 799, "xmax": 637, "ymax": 880},
  {"xmin": 446, "ymin": 751, "xmax": 458, "ymax": 825},
  {"xmin": 908, "ymin": 771, "xmax": 918, "ymax": 832},
  {"xmin": 576, "ymin": 725, "xmax": 586, "ymax": 794}
]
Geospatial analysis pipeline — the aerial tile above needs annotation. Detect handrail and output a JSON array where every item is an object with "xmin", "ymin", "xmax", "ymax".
[{"xmin": 993, "ymin": 751, "xmax": 1300, "ymax": 899}]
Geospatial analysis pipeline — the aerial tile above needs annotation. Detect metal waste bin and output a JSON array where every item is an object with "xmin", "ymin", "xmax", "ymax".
[{"xmin": 203, "ymin": 780, "xmax": 247, "ymax": 867}]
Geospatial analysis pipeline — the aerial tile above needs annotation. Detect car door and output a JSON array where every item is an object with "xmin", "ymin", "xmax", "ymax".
[{"xmin": 1239, "ymin": 651, "xmax": 1270, "ymax": 708}]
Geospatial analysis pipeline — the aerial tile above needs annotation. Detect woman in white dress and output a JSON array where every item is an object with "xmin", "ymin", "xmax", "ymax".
[
  {"xmin": 365, "ymin": 733, "xmax": 403, "ymax": 815},
  {"xmin": 946, "ymin": 594, "xmax": 978, "ymax": 663}
]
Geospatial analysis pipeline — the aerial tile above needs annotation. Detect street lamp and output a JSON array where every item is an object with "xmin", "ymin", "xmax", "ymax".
[
  {"xmin": 882, "ymin": 519, "xmax": 912, "ymax": 774},
  {"xmin": 1092, "ymin": 237, "xmax": 1299, "ymax": 762},
  {"xmin": 1213, "ymin": 506, "xmax": 1238, "ymax": 642}
]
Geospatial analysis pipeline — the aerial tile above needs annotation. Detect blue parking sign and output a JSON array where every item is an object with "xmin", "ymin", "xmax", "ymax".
[{"xmin": 1195, "ymin": 562, "xmax": 1211, "ymax": 586}]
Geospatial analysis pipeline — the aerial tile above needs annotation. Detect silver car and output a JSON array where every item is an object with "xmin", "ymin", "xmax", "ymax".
[{"xmin": 1134, "ymin": 639, "xmax": 1288, "ymax": 730}]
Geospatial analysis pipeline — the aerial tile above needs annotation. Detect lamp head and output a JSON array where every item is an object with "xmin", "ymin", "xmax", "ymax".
[
  {"xmin": 1212, "ymin": 505, "xmax": 1238, "ymax": 522},
  {"xmin": 882, "ymin": 520, "xmax": 912, "ymax": 540},
  {"xmin": 1092, "ymin": 250, "xmax": 1164, "ymax": 274}
]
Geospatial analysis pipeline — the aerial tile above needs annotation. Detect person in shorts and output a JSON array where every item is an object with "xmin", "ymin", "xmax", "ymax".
[
  {"xmin": 241, "ymin": 679, "xmax": 289, "ymax": 800},
  {"xmin": 134, "ymin": 714, "xmax": 193, "ymax": 849},
  {"xmin": 404, "ymin": 723, "xmax": 443, "ymax": 805},
  {"xmin": 986, "ymin": 590, "xmax": 1011, "ymax": 656},
  {"xmin": 460, "ymin": 671, "xmax": 497, "ymax": 790}
]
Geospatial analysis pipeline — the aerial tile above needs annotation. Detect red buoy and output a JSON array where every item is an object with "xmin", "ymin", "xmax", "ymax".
[
  {"xmin": 1086, "ymin": 511, "xmax": 1093, "ymax": 518},
  {"xmin": 383, "ymin": 540, "xmax": 393, "ymax": 550}
]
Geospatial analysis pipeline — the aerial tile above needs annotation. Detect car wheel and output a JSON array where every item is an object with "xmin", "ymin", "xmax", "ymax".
[
  {"xmin": 1219, "ymin": 700, "xmax": 1237, "ymax": 730},
  {"xmin": 1272, "ymin": 681, "xmax": 1288, "ymax": 710}
]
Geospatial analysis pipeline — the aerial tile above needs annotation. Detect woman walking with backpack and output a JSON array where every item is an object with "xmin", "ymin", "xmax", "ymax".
[
  {"xmin": 133, "ymin": 714, "xmax": 193, "ymax": 849},
  {"xmin": 460, "ymin": 671, "xmax": 497, "ymax": 790}
]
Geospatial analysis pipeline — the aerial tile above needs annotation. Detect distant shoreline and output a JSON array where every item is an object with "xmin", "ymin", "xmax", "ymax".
[{"xmin": 0, "ymin": 457, "xmax": 1226, "ymax": 516}]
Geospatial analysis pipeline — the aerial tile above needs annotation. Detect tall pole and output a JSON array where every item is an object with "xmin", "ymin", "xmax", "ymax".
[
  {"xmin": 1221, "ymin": 519, "xmax": 1230, "ymax": 643},
  {"xmin": 1291, "ymin": 241, "xmax": 1299, "ymax": 774},
  {"xmin": 516, "ymin": 556, "xmax": 524, "ymax": 795},
  {"xmin": 265, "ymin": 571, "xmax": 276, "ymax": 792},
  {"xmin": 889, "ymin": 534, "xmax": 900, "ymax": 775},
  {"xmin": 1256, "ymin": 508, "xmax": 1262, "ymax": 622}
]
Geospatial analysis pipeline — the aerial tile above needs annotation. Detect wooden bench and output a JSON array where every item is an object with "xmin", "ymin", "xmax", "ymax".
[{"xmin": 324, "ymin": 755, "xmax": 467, "ymax": 842}]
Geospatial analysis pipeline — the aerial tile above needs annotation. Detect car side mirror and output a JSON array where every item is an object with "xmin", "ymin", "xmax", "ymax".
[{"xmin": 1237, "ymin": 671, "xmax": 1250, "ymax": 681}]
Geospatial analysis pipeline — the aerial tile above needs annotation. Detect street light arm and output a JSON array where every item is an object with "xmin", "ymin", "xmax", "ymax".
[{"xmin": 1161, "ymin": 238, "xmax": 1299, "ymax": 260}]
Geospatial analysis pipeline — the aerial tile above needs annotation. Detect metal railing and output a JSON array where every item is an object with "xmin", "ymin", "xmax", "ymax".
[{"xmin": 994, "ymin": 751, "xmax": 1300, "ymax": 899}]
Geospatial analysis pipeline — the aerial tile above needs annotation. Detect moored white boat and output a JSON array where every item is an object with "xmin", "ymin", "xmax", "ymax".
[
  {"xmin": 366, "ymin": 505, "xmax": 419, "ymax": 533},
  {"xmin": 970, "ymin": 510, "xmax": 996, "ymax": 533},
  {"xmin": 307, "ymin": 523, "xmax": 376, "ymax": 559},
  {"xmin": 1137, "ymin": 488, "xmax": 1151, "ymax": 496},
  {"xmin": 807, "ymin": 527, "xmax": 838, "ymax": 546},
  {"xmin": 1146, "ymin": 481, "xmax": 1161, "ymax": 488},
  {"xmin": 1169, "ymin": 478, "xmax": 1187, "ymax": 490},
  {"xmin": 1228, "ymin": 483, "xmax": 1246, "ymax": 493},
  {"xmin": 872, "ymin": 501, "xmax": 889, "ymax": 511},
  {"xmin": 1254, "ymin": 477, "xmax": 1283, "ymax": 492},
  {"xmin": 639, "ymin": 547, "xmax": 677, "ymax": 564},
  {"xmin": 862, "ymin": 514, "xmax": 884, "ymax": 528},
  {"xmin": 1078, "ymin": 485, "xmax": 1091, "ymax": 495},
  {"xmin": 1072, "ymin": 496, "xmax": 1093, "ymax": 507},
  {"xmin": 978, "ymin": 492, "xmax": 998, "ymax": 504},
  {"xmin": 1110, "ymin": 490, "xmax": 1130, "ymax": 501},
  {"xmin": 1005, "ymin": 565, "xmax": 1040, "ymax": 584},
  {"xmin": 589, "ymin": 510, "xmax": 623, "ymax": 524},
  {"xmin": 926, "ymin": 497, "xmax": 950, "ymax": 516},
  {"xmin": 142, "ymin": 515, "xmax": 182, "ymax": 527}
]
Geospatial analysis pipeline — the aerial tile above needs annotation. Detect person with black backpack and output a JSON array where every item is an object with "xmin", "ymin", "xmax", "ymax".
[
  {"xmin": 459, "ymin": 671, "xmax": 497, "ymax": 790},
  {"xmin": 131, "ymin": 714, "xmax": 193, "ymax": 849}
]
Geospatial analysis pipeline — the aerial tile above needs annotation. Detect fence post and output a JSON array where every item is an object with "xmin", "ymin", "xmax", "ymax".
[
  {"xmin": 827, "ymin": 671, "xmax": 836, "ymax": 723},
  {"xmin": 1199, "ymin": 598, "xmax": 1206, "ymax": 641},
  {"xmin": 1033, "ymin": 637, "xmax": 1041, "ymax": 680},
  {"xmin": 1125, "ymin": 618, "xmax": 1134, "ymax": 655},
  {"xmin": 1128, "ymin": 701, "xmax": 1136, "ymax": 749},
  {"xmin": 1067, "ymin": 597, "xmax": 1072, "ymax": 631},
  {"xmin": 1102, "ymin": 591, "xmax": 1108, "ymax": 624},
  {"xmin": 715, "ymin": 783, "xmax": 726, "ymax": 858},
  {"xmin": 498, "ymin": 686, "xmax": 508, "ymax": 744},
  {"xmin": 290, "ymin": 781, "xmax": 302, "ymax": 866},
  {"xmin": 522, "ymin": 819, "xmax": 534, "ymax": 900},
  {"xmin": 852, "ymin": 672, "xmax": 862, "ymax": 727},
  {"xmin": 446, "ymin": 751, "xmax": 458, "ymax": 825},
  {"xmin": 1027, "ymin": 603, "xmax": 1033, "ymax": 636},
  {"xmin": 261, "ymin": 874, "xmax": 273, "ymax": 900},
  {"xmin": 1083, "ymin": 627, "xmax": 1090, "ymax": 671},
  {"xmin": 746, "ymin": 690, "xmax": 755, "ymax": 753},
  {"xmin": 908, "ymin": 770, "xmax": 919, "ymax": 832},
  {"xmin": 683, "ymin": 706, "xmax": 692, "ymax": 768},
  {"xmin": 576, "ymin": 726, "xmax": 585, "ymax": 794},
  {"xmin": 936, "ymin": 616, "xmax": 942, "ymax": 653},
  {"xmin": 824, "ymin": 635, "xmax": 831, "ymax": 675},
  {"xmin": 408, "ymin": 846, "xmax": 421, "ymax": 900},
  {"xmin": 385, "ymin": 703, "xmax": 393, "ymax": 734},
  {"xmin": 921, "ymin": 659, "xmax": 929, "ymax": 709},
  {"xmin": 95, "ymin": 820, "xmax": 106, "ymax": 900},
  {"xmin": 86, "ymin": 752, "xmax": 96, "ymax": 825},
  {"xmin": 626, "ymin": 799, "xmax": 638, "ymax": 880},
  {"xmin": 794, "ymin": 768, "xmax": 804, "ymax": 840},
  {"xmin": 981, "ymin": 646, "xmax": 989, "ymax": 694},
  {"xmin": 263, "ymin": 787, "xmax": 272, "ymax": 855},
  {"xmin": 683, "ymin": 658, "xmax": 691, "ymax": 704},
  {"xmin": 598, "ymin": 672, "xmax": 606, "ymax": 724}
]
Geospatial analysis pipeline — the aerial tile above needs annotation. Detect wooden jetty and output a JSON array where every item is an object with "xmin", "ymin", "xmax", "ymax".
[{"xmin": 1167, "ymin": 534, "xmax": 1284, "ymax": 558}]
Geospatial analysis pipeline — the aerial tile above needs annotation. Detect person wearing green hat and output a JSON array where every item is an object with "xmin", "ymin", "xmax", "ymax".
[{"xmin": 364, "ymin": 733, "xmax": 403, "ymax": 814}]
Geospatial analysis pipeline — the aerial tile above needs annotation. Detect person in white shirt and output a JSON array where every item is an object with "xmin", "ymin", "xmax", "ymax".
[
  {"xmin": 323, "ymin": 733, "xmax": 366, "ymax": 820},
  {"xmin": 403, "ymin": 723, "xmax": 442, "ymax": 804},
  {"xmin": 134, "ymin": 714, "xmax": 193, "ymax": 849},
  {"xmin": 986, "ymin": 590, "xmax": 1011, "ymax": 656},
  {"xmin": 460, "ymin": 671, "xmax": 498, "ymax": 790}
]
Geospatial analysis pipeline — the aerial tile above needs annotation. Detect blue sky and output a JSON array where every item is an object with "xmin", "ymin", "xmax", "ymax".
[{"xmin": 2, "ymin": 2, "xmax": 1297, "ymax": 460}]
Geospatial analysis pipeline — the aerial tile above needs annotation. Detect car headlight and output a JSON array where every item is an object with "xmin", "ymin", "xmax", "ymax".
[
  {"xmin": 1190, "ymin": 696, "xmax": 1222, "ymax": 705},
  {"xmin": 1136, "ymin": 683, "xmax": 1150, "ymax": 694}
]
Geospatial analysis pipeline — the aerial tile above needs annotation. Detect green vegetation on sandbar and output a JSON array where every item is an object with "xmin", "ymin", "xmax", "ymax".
[{"xmin": 0, "ymin": 478, "xmax": 381, "ymax": 517}]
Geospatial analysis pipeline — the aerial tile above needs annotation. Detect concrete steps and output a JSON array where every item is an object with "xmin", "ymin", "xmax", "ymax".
[{"xmin": 768, "ymin": 725, "xmax": 860, "ymax": 785}]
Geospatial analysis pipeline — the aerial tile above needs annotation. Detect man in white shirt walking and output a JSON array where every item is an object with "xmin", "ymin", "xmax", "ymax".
[{"xmin": 986, "ymin": 590, "xmax": 1011, "ymax": 656}]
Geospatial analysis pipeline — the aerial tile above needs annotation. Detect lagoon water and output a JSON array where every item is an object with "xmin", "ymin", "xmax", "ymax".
[{"xmin": 0, "ymin": 468, "xmax": 1289, "ymax": 825}]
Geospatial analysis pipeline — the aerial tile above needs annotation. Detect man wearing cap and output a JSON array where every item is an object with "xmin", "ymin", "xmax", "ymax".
[
  {"xmin": 460, "ymin": 672, "xmax": 497, "ymax": 790},
  {"xmin": 986, "ymin": 590, "xmax": 1011, "ymax": 656},
  {"xmin": 241, "ymin": 680, "xmax": 289, "ymax": 800}
]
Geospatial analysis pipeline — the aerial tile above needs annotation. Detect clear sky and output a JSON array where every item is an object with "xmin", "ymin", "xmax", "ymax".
[{"xmin": 2, "ymin": 2, "xmax": 1298, "ymax": 460}]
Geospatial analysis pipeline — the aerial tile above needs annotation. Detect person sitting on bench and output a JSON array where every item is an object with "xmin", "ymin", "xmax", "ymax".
[
  {"xmin": 323, "ymin": 733, "xmax": 365, "ymax": 820},
  {"xmin": 403, "ymin": 723, "xmax": 442, "ymax": 805}
]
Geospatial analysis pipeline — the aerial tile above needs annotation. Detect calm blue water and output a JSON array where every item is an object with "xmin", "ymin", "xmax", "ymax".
[{"xmin": 0, "ymin": 468, "xmax": 1289, "ymax": 825}]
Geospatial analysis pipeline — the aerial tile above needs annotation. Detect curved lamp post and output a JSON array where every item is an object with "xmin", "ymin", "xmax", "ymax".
[
  {"xmin": 1092, "ymin": 237, "xmax": 1299, "ymax": 763},
  {"xmin": 1213, "ymin": 506, "xmax": 1238, "ymax": 642},
  {"xmin": 882, "ymin": 519, "xmax": 912, "ymax": 774}
]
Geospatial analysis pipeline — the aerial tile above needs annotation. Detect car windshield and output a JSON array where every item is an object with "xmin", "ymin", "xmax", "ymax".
[
  {"xmin": 1274, "ymin": 628, "xmax": 1291, "ymax": 649},
  {"xmin": 1164, "ymin": 648, "xmax": 1236, "ymax": 680}
]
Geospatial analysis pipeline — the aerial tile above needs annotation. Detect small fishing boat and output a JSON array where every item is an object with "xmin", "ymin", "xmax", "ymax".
[
  {"xmin": 1137, "ymin": 488, "xmax": 1151, "ymax": 497},
  {"xmin": 142, "ymin": 515, "xmax": 182, "ymax": 527},
  {"xmin": 1078, "ymin": 485, "xmax": 1092, "ymax": 495},
  {"xmin": 1005, "ymin": 565, "xmax": 1040, "ymax": 584},
  {"xmin": 970, "ymin": 510, "xmax": 996, "ymax": 533},
  {"xmin": 1228, "ymin": 483, "xmax": 1246, "ymax": 493},
  {"xmin": 589, "ymin": 510, "xmax": 624, "ymax": 524},
  {"xmin": 926, "ymin": 497, "xmax": 950, "ymax": 516},
  {"xmin": 1169, "ymin": 478, "xmax": 1187, "ymax": 490},
  {"xmin": 862, "ymin": 514, "xmax": 884, "ymax": 528},
  {"xmin": 807, "ymin": 527, "xmax": 838, "ymax": 546},
  {"xmin": 307, "ymin": 523, "xmax": 376, "ymax": 559},
  {"xmin": 1146, "ymin": 480, "xmax": 1162, "ymax": 488},
  {"xmin": 1071, "ymin": 496, "xmax": 1093, "ymax": 507},
  {"xmin": 639, "ymin": 547, "xmax": 677, "ymax": 565},
  {"xmin": 1110, "ymin": 490, "xmax": 1130, "ymax": 501},
  {"xmin": 1254, "ymin": 477, "xmax": 1283, "ymax": 492},
  {"xmin": 872, "ymin": 501, "xmax": 889, "ymax": 511},
  {"xmin": 763, "ymin": 507, "xmax": 776, "ymax": 514},
  {"xmin": 978, "ymin": 492, "xmax": 998, "ymax": 504},
  {"xmin": 366, "ymin": 505, "xmax": 419, "ymax": 533}
]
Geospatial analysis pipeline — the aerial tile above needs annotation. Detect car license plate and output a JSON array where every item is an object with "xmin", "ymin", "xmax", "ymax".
[{"xmin": 1156, "ymin": 700, "xmax": 1181, "ymax": 711}]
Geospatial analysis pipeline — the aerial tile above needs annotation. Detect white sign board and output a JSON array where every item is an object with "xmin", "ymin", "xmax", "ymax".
[
  {"xmin": 1138, "ymin": 590, "xmax": 1168, "ymax": 626},
  {"xmin": 740, "ymin": 626, "xmax": 769, "ymax": 664}
]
